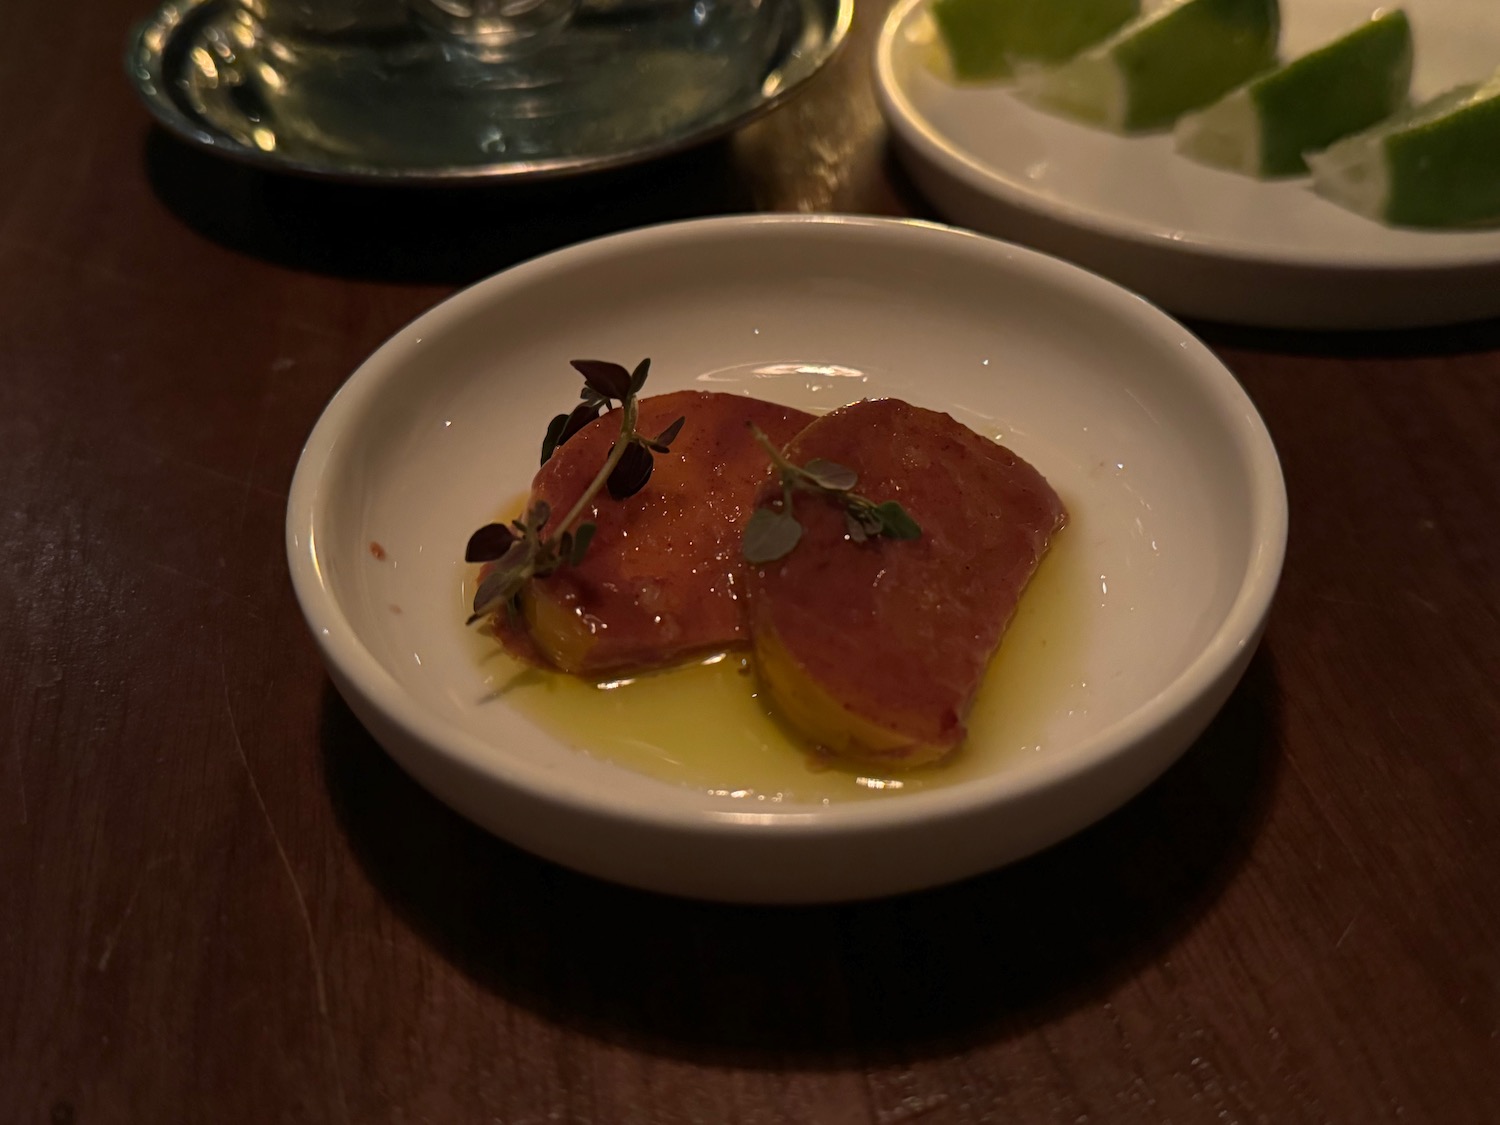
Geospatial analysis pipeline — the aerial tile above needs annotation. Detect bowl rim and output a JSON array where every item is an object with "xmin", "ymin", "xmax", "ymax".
[
  {"xmin": 286, "ymin": 212, "xmax": 1288, "ymax": 840},
  {"xmin": 126, "ymin": 0, "xmax": 855, "ymax": 185},
  {"xmin": 873, "ymin": 0, "xmax": 1500, "ymax": 273}
]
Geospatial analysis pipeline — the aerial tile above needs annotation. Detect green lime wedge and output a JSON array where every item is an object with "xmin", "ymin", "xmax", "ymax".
[
  {"xmin": 931, "ymin": 0, "xmax": 1140, "ymax": 81},
  {"xmin": 1175, "ymin": 9, "xmax": 1412, "ymax": 177},
  {"xmin": 1308, "ymin": 68, "xmax": 1500, "ymax": 227},
  {"xmin": 1018, "ymin": 0, "xmax": 1281, "ymax": 133}
]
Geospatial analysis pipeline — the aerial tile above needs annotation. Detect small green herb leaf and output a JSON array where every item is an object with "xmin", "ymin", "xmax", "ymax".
[
  {"xmin": 524, "ymin": 499, "xmax": 550, "ymax": 532},
  {"xmin": 856, "ymin": 503, "xmax": 885, "ymax": 532},
  {"xmin": 744, "ymin": 424, "xmax": 921, "ymax": 563},
  {"xmin": 628, "ymin": 357, "xmax": 651, "ymax": 396},
  {"xmin": 802, "ymin": 458, "xmax": 857, "ymax": 491},
  {"xmin": 502, "ymin": 592, "xmax": 523, "ymax": 621},
  {"xmin": 570, "ymin": 360, "xmax": 632, "ymax": 401},
  {"xmin": 743, "ymin": 506, "xmax": 804, "ymax": 564},
  {"xmin": 873, "ymin": 500, "xmax": 921, "ymax": 540},
  {"xmin": 639, "ymin": 415, "xmax": 687, "ymax": 454},
  {"xmin": 545, "ymin": 402, "xmax": 604, "ymax": 464},
  {"xmin": 465, "ymin": 522, "xmax": 517, "ymax": 563},
  {"xmin": 569, "ymin": 522, "xmax": 596, "ymax": 565},
  {"xmin": 540, "ymin": 413, "xmax": 569, "ymax": 465},
  {"xmin": 470, "ymin": 357, "xmax": 679, "ymax": 630},
  {"xmin": 607, "ymin": 441, "xmax": 654, "ymax": 500},
  {"xmin": 654, "ymin": 415, "xmax": 686, "ymax": 449},
  {"xmin": 562, "ymin": 401, "xmax": 602, "ymax": 440},
  {"xmin": 468, "ymin": 542, "xmax": 533, "ymax": 622}
]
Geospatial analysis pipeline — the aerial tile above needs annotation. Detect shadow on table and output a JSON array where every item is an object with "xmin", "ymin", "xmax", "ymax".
[
  {"xmin": 880, "ymin": 145, "xmax": 944, "ymax": 225},
  {"xmin": 142, "ymin": 127, "xmax": 757, "ymax": 287},
  {"xmin": 1189, "ymin": 316, "xmax": 1500, "ymax": 359},
  {"xmin": 321, "ymin": 648, "xmax": 1283, "ymax": 1067}
]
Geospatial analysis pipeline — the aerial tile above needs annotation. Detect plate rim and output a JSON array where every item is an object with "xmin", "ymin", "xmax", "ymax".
[
  {"xmin": 286, "ymin": 213, "xmax": 1288, "ymax": 844},
  {"xmin": 874, "ymin": 0, "xmax": 1500, "ymax": 274},
  {"xmin": 125, "ymin": 0, "xmax": 853, "ymax": 185}
]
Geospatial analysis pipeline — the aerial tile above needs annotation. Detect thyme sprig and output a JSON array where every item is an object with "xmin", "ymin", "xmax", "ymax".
[
  {"xmin": 464, "ymin": 358, "xmax": 684, "ymax": 624},
  {"xmin": 742, "ymin": 425, "xmax": 920, "ymax": 564}
]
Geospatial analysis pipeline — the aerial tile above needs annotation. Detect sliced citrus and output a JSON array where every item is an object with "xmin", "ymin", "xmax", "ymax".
[
  {"xmin": 1308, "ymin": 67, "xmax": 1500, "ymax": 227},
  {"xmin": 1176, "ymin": 9, "xmax": 1412, "ymax": 178},
  {"xmin": 931, "ymin": 0, "xmax": 1139, "ymax": 82},
  {"xmin": 1018, "ymin": 0, "xmax": 1281, "ymax": 133}
]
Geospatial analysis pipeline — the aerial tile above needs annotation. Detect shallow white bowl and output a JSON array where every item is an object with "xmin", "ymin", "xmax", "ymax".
[
  {"xmin": 875, "ymin": 0, "xmax": 1500, "ymax": 329},
  {"xmin": 287, "ymin": 215, "xmax": 1286, "ymax": 903}
]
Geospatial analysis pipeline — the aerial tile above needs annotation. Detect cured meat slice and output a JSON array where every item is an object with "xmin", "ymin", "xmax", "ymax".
[
  {"xmin": 745, "ymin": 398, "xmax": 1067, "ymax": 765},
  {"xmin": 517, "ymin": 390, "xmax": 815, "ymax": 674}
]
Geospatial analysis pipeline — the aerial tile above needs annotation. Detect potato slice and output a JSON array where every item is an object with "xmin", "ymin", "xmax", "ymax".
[{"xmin": 744, "ymin": 398, "xmax": 1066, "ymax": 766}]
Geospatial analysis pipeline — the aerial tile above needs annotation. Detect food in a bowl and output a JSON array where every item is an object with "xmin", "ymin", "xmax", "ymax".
[
  {"xmin": 744, "ymin": 398, "xmax": 1067, "ymax": 766},
  {"xmin": 501, "ymin": 388, "xmax": 811, "ymax": 673},
  {"xmin": 466, "ymin": 361, "xmax": 1065, "ymax": 768}
]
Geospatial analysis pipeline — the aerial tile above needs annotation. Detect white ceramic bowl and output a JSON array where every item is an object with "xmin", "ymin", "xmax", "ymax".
[
  {"xmin": 287, "ymin": 215, "xmax": 1286, "ymax": 903},
  {"xmin": 875, "ymin": 0, "xmax": 1500, "ymax": 329}
]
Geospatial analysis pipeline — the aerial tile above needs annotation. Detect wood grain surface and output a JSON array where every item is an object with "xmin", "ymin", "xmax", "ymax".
[{"xmin": 3, "ymin": 0, "xmax": 1498, "ymax": 1122}]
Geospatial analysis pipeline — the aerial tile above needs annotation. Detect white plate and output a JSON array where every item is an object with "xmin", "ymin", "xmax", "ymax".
[
  {"xmin": 286, "ymin": 215, "xmax": 1286, "ymax": 903},
  {"xmin": 876, "ymin": 0, "xmax": 1500, "ymax": 329}
]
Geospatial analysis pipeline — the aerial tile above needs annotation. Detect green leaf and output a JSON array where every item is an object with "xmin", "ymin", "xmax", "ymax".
[
  {"xmin": 607, "ymin": 442, "xmax": 654, "ymax": 500},
  {"xmin": 540, "ymin": 413, "xmax": 569, "ymax": 465},
  {"xmin": 468, "ymin": 541, "xmax": 534, "ymax": 621},
  {"xmin": 803, "ymin": 458, "xmax": 857, "ymax": 491},
  {"xmin": 654, "ymin": 415, "xmax": 686, "ymax": 449},
  {"xmin": 743, "ymin": 507, "xmax": 804, "ymax": 564},
  {"xmin": 559, "ymin": 401, "xmax": 603, "ymax": 446},
  {"xmin": 849, "ymin": 502, "xmax": 884, "ymax": 535},
  {"xmin": 525, "ymin": 499, "xmax": 551, "ymax": 532},
  {"xmin": 874, "ymin": 501, "xmax": 921, "ymax": 540},
  {"xmin": 570, "ymin": 359, "xmax": 632, "ymax": 401},
  {"xmin": 532, "ymin": 557, "xmax": 559, "ymax": 580},
  {"xmin": 628, "ymin": 357, "xmax": 651, "ymax": 396},
  {"xmin": 569, "ymin": 522, "xmax": 596, "ymax": 565},
  {"xmin": 465, "ymin": 522, "xmax": 517, "ymax": 562}
]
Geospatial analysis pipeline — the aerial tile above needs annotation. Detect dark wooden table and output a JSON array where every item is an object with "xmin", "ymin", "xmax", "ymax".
[{"xmin": 5, "ymin": 1, "xmax": 1499, "ymax": 1121}]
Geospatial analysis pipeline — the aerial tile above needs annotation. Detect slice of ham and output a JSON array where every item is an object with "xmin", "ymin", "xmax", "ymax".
[
  {"xmin": 509, "ymin": 389, "xmax": 814, "ymax": 674},
  {"xmin": 744, "ymin": 398, "xmax": 1067, "ymax": 765}
]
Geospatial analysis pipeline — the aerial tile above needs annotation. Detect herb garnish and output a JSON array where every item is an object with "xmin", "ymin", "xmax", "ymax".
[
  {"xmin": 742, "ymin": 425, "xmax": 921, "ymax": 564},
  {"xmin": 464, "ymin": 358, "xmax": 684, "ymax": 624}
]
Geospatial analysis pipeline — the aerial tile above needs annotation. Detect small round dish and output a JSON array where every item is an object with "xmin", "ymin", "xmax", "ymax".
[
  {"xmin": 286, "ymin": 215, "xmax": 1287, "ymax": 903},
  {"xmin": 875, "ymin": 0, "xmax": 1500, "ymax": 329},
  {"xmin": 126, "ymin": 0, "xmax": 850, "ymax": 184}
]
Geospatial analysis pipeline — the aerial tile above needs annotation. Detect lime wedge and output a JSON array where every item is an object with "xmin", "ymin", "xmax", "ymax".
[
  {"xmin": 931, "ymin": 0, "xmax": 1140, "ymax": 82},
  {"xmin": 1175, "ymin": 9, "xmax": 1412, "ymax": 177},
  {"xmin": 1018, "ymin": 0, "xmax": 1281, "ymax": 133},
  {"xmin": 1308, "ymin": 68, "xmax": 1500, "ymax": 227}
]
